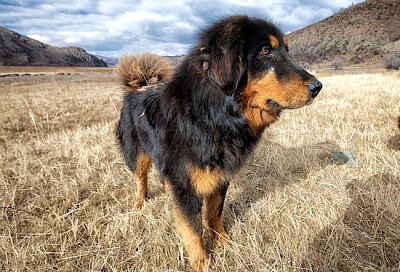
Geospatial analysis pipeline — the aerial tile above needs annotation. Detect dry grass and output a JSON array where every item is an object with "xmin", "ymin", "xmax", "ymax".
[{"xmin": 1, "ymin": 69, "xmax": 399, "ymax": 271}]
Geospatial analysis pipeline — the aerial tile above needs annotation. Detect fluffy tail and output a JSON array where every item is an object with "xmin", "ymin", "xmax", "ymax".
[{"xmin": 115, "ymin": 53, "xmax": 174, "ymax": 90}]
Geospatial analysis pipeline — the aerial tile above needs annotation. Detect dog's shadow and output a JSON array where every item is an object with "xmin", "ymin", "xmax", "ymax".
[
  {"xmin": 387, "ymin": 134, "xmax": 400, "ymax": 150},
  {"xmin": 224, "ymin": 140, "xmax": 340, "ymax": 228},
  {"xmin": 300, "ymin": 173, "xmax": 400, "ymax": 270}
]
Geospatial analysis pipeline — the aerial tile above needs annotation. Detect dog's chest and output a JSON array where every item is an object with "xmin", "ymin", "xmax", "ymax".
[{"xmin": 215, "ymin": 131, "xmax": 259, "ymax": 173}]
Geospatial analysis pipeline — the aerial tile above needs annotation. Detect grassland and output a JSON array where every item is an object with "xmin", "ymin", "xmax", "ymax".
[{"xmin": 0, "ymin": 68, "xmax": 399, "ymax": 271}]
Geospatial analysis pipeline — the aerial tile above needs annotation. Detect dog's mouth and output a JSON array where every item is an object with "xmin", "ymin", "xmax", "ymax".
[
  {"xmin": 267, "ymin": 99, "xmax": 281, "ymax": 108},
  {"xmin": 251, "ymin": 100, "xmax": 282, "ymax": 115},
  {"xmin": 266, "ymin": 97, "xmax": 314, "ymax": 110}
]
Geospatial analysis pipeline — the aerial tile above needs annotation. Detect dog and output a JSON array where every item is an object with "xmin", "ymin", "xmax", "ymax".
[{"xmin": 115, "ymin": 15, "xmax": 322, "ymax": 270}]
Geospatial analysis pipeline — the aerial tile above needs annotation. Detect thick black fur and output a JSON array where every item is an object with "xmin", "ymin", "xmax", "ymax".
[{"xmin": 118, "ymin": 17, "xmax": 278, "ymax": 172}]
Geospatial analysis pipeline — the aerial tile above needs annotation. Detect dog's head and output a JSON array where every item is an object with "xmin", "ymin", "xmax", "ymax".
[{"xmin": 198, "ymin": 16, "xmax": 322, "ymax": 130}]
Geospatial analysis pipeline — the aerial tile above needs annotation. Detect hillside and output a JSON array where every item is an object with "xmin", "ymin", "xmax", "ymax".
[
  {"xmin": 0, "ymin": 26, "xmax": 107, "ymax": 67},
  {"xmin": 287, "ymin": 0, "xmax": 400, "ymax": 67}
]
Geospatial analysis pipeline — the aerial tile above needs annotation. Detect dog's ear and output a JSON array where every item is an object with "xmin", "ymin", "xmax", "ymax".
[{"xmin": 207, "ymin": 40, "xmax": 246, "ymax": 95}]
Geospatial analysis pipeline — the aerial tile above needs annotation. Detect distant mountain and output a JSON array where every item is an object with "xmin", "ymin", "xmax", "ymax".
[
  {"xmin": 287, "ymin": 0, "xmax": 400, "ymax": 67},
  {"xmin": 96, "ymin": 55, "xmax": 119, "ymax": 66},
  {"xmin": 0, "ymin": 26, "xmax": 107, "ymax": 67}
]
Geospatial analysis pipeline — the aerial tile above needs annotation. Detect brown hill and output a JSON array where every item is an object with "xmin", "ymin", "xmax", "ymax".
[
  {"xmin": 287, "ymin": 0, "xmax": 400, "ymax": 68},
  {"xmin": 0, "ymin": 26, "xmax": 107, "ymax": 67}
]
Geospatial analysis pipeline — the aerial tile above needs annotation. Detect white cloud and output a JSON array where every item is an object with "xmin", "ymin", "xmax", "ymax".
[
  {"xmin": 0, "ymin": 0, "xmax": 365, "ymax": 57},
  {"xmin": 278, "ymin": 6, "xmax": 333, "ymax": 29},
  {"xmin": 26, "ymin": 34, "xmax": 52, "ymax": 44}
]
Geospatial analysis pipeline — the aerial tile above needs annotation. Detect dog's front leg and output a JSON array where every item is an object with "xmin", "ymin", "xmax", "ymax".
[
  {"xmin": 204, "ymin": 183, "xmax": 230, "ymax": 246},
  {"xmin": 172, "ymin": 187, "xmax": 210, "ymax": 271}
]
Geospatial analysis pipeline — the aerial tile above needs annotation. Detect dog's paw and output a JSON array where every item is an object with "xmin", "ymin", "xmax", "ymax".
[
  {"xmin": 212, "ymin": 229, "xmax": 230, "ymax": 246},
  {"xmin": 189, "ymin": 252, "xmax": 211, "ymax": 271},
  {"xmin": 133, "ymin": 199, "xmax": 144, "ymax": 210}
]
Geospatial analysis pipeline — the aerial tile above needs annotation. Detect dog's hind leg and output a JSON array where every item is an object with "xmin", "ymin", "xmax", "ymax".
[
  {"xmin": 133, "ymin": 152, "xmax": 152, "ymax": 210},
  {"xmin": 115, "ymin": 116, "xmax": 152, "ymax": 210}
]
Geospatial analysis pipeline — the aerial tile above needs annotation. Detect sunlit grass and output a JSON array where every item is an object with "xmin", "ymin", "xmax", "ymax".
[{"xmin": 1, "ymin": 69, "xmax": 399, "ymax": 271}]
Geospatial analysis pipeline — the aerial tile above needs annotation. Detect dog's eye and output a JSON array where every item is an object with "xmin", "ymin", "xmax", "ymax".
[{"xmin": 260, "ymin": 46, "xmax": 271, "ymax": 55}]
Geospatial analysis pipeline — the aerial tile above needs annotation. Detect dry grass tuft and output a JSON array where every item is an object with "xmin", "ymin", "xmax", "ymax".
[{"xmin": 1, "ymin": 69, "xmax": 399, "ymax": 271}]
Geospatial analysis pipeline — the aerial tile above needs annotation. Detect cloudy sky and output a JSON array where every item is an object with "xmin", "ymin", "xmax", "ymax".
[{"xmin": 0, "ymin": 0, "xmax": 364, "ymax": 57}]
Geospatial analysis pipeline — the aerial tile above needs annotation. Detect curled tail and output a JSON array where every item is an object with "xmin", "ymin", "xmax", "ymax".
[{"xmin": 115, "ymin": 53, "xmax": 174, "ymax": 90}]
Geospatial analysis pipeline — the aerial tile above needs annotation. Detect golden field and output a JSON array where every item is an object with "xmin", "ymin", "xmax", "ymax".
[{"xmin": 0, "ymin": 68, "xmax": 399, "ymax": 271}]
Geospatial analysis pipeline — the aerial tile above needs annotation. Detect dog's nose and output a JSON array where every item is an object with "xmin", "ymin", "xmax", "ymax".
[{"xmin": 307, "ymin": 80, "xmax": 322, "ymax": 98}]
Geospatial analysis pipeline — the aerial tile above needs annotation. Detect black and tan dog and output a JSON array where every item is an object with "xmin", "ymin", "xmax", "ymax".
[{"xmin": 115, "ymin": 15, "xmax": 322, "ymax": 270}]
